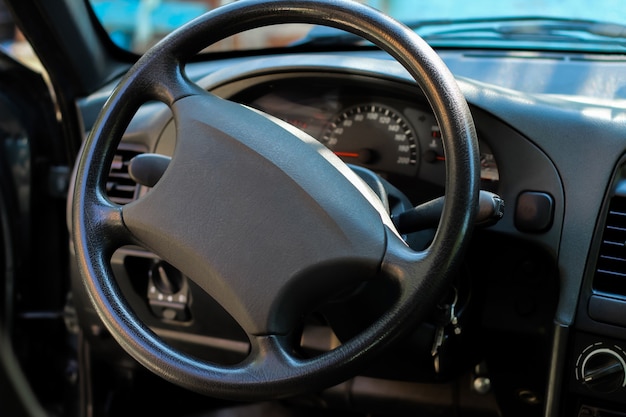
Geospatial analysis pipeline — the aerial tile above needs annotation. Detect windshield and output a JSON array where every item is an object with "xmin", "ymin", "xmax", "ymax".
[{"xmin": 89, "ymin": 0, "xmax": 626, "ymax": 54}]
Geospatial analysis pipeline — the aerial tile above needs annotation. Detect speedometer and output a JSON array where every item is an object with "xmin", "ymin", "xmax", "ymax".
[{"xmin": 321, "ymin": 104, "xmax": 419, "ymax": 176}]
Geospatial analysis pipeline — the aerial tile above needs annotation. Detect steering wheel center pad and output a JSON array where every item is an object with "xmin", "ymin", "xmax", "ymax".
[{"xmin": 123, "ymin": 93, "xmax": 390, "ymax": 336}]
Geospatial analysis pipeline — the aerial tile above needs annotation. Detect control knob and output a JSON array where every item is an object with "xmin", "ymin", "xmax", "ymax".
[{"xmin": 578, "ymin": 347, "xmax": 626, "ymax": 394}]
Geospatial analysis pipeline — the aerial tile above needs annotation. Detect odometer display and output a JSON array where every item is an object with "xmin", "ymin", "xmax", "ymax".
[{"xmin": 321, "ymin": 104, "xmax": 419, "ymax": 176}]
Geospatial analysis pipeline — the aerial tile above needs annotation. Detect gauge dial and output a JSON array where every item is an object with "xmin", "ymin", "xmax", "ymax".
[{"xmin": 321, "ymin": 104, "xmax": 418, "ymax": 176}]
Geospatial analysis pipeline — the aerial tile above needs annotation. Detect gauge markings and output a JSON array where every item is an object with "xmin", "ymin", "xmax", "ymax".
[{"xmin": 321, "ymin": 104, "xmax": 419, "ymax": 176}]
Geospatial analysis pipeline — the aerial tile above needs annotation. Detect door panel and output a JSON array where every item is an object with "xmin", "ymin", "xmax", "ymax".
[{"xmin": 0, "ymin": 49, "xmax": 71, "ymax": 416}]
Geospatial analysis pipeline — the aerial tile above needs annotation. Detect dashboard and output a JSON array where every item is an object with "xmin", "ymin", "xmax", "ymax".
[{"xmin": 70, "ymin": 48, "xmax": 626, "ymax": 416}]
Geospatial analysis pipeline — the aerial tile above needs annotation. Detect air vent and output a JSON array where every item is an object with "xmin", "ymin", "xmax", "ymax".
[
  {"xmin": 593, "ymin": 195, "xmax": 626, "ymax": 297},
  {"xmin": 106, "ymin": 144, "xmax": 145, "ymax": 205}
]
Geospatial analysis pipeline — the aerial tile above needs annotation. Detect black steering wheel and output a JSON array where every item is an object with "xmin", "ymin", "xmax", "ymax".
[{"xmin": 72, "ymin": 0, "xmax": 479, "ymax": 401}]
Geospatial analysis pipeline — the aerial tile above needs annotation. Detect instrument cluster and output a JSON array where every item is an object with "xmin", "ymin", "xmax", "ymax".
[{"xmin": 232, "ymin": 77, "xmax": 499, "ymax": 194}]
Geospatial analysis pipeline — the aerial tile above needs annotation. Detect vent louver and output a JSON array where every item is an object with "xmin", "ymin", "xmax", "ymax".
[
  {"xmin": 594, "ymin": 196, "xmax": 626, "ymax": 297},
  {"xmin": 106, "ymin": 145, "xmax": 145, "ymax": 205}
]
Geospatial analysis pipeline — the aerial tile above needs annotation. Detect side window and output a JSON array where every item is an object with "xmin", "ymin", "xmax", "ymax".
[{"xmin": 0, "ymin": 1, "xmax": 43, "ymax": 75}]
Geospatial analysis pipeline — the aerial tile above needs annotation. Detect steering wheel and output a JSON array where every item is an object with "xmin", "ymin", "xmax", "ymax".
[{"xmin": 72, "ymin": 0, "xmax": 479, "ymax": 401}]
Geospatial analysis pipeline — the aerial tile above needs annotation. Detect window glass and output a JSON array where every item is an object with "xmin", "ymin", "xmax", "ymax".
[{"xmin": 86, "ymin": 0, "xmax": 626, "ymax": 54}]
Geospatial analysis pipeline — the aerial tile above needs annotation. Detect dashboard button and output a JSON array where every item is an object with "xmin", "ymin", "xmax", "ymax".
[{"xmin": 515, "ymin": 191, "xmax": 554, "ymax": 233}]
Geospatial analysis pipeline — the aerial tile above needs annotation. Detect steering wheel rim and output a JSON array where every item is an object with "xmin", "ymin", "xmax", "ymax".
[{"xmin": 72, "ymin": 0, "xmax": 479, "ymax": 400}]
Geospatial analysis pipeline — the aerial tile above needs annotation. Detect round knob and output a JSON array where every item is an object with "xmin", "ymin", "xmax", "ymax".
[{"xmin": 580, "ymin": 348, "xmax": 626, "ymax": 394}]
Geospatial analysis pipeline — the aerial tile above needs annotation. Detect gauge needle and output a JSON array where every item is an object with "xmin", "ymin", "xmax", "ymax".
[
  {"xmin": 423, "ymin": 150, "xmax": 445, "ymax": 163},
  {"xmin": 334, "ymin": 151, "xmax": 360, "ymax": 158},
  {"xmin": 334, "ymin": 149, "xmax": 376, "ymax": 164}
]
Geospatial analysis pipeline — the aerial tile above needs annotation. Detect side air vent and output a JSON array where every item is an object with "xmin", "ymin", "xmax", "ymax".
[
  {"xmin": 593, "ymin": 195, "xmax": 626, "ymax": 297},
  {"xmin": 106, "ymin": 144, "xmax": 146, "ymax": 205}
]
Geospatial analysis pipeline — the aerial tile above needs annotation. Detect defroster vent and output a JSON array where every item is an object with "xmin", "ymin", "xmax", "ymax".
[
  {"xmin": 106, "ymin": 144, "xmax": 145, "ymax": 204},
  {"xmin": 594, "ymin": 195, "xmax": 626, "ymax": 297}
]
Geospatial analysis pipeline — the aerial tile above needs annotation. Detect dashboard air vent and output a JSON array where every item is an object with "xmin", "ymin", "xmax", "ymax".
[
  {"xmin": 593, "ymin": 195, "xmax": 626, "ymax": 297},
  {"xmin": 106, "ymin": 144, "xmax": 145, "ymax": 205}
]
